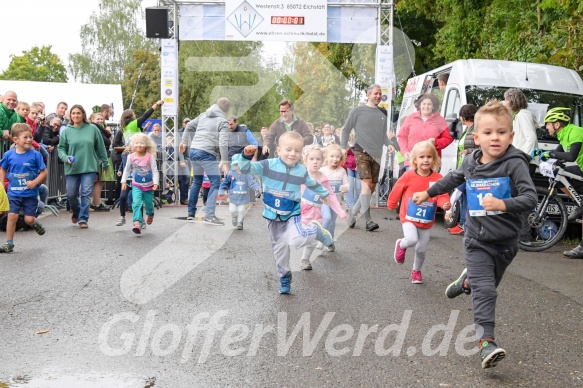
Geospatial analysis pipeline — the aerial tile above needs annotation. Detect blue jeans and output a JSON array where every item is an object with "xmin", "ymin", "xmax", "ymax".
[
  {"xmin": 346, "ymin": 169, "xmax": 361, "ymax": 208},
  {"xmin": 38, "ymin": 184, "xmax": 48, "ymax": 204},
  {"xmin": 322, "ymin": 204, "xmax": 337, "ymax": 238},
  {"xmin": 188, "ymin": 149, "xmax": 221, "ymax": 217},
  {"xmin": 66, "ymin": 173, "xmax": 95, "ymax": 223}
]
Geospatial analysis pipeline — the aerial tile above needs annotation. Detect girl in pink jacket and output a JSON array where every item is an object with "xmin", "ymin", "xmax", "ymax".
[{"xmin": 300, "ymin": 144, "xmax": 346, "ymax": 270}]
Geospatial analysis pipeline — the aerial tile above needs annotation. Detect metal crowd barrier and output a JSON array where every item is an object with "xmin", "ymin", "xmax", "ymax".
[{"xmin": 45, "ymin": 150, "xmax": 67, "ymax": 201}]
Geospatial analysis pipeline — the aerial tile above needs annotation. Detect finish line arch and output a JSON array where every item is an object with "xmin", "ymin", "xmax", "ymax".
[{"xmin": 155, "ymin": 0, "xmax": 395, "ymax": 205}]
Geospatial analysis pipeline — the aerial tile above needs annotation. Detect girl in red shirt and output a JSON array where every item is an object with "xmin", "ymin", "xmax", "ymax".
[{"xmin": 388, "ymin": 141, "xmax": 451, "ymax": 283}]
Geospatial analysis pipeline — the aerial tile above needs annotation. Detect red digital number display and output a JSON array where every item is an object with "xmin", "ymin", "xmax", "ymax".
[{"xmin": 271, "ymin": 16, "xmax": 305, "ymax": 25}]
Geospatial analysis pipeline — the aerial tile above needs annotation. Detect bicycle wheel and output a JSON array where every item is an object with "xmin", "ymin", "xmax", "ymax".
[{"xmin": 519, "ymin": 187, "xmax": 568, "ymax": 252}]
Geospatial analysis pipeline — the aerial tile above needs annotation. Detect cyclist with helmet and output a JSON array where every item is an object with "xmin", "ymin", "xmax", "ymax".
[{"xmin": 534, "ymin": 107, "xmax": 583, "ymax": 256}]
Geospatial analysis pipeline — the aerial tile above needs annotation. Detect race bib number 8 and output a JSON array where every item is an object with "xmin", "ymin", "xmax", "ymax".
[
  {"xmin": 405, "ymin": 198, "xmax": 436, "ymax": 223},
  {"xmin": 264, "ymin": 189, "xmax": 296, "ymax": 215},
  {"xmin": 466, "ymin": 177, "xmax": 511, "ymax": 216}
]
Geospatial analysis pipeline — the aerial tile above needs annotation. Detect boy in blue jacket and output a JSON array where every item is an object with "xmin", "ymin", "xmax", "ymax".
[
  {"xmin": 234, "ymin": 131, "xmax": 333, "ymax": 294},
  {"xmin": 219, "ymin": 160, "xmax": 260, "ymax": 230}
]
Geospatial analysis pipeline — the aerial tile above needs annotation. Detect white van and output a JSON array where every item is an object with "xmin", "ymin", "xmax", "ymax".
[{"xmin": 396, "ymin": 59, "xmax": 583, "ymax": 174}]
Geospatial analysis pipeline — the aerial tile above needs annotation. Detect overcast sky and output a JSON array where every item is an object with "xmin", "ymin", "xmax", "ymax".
[{"xmin": 0, "ymin": 0, "xmax": 157, "ymax": 77}]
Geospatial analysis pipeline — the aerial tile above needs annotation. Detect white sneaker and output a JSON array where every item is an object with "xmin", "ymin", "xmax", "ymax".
[
  {"xmin": 300, "ymin": 259, "xmax": 312, "ymax": 270},
  {"xmin": 316, "ymin": 242, "xmax": 324, "ymax": 250}
]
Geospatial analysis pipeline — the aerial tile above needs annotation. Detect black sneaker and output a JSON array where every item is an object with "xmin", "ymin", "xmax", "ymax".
[
  {"xmin": 445, "ymin": 268, "xmax": 471, "ymax": 298},
  {"xmin": 0, "ymin": 242, "xmax": 14, "ymax": 253},
  {"xmin": 93, "ymin": 203, "xmax": 110, "ymax": 212},
  {"xmin": 348, "ymin": 209, "xmax": 356, "ymax": 228},
  {"xmin": 365, "ymin": 220, "xmax": 379, "ymax": 231},
  {"xmin": 480, "ymin": 339, "xmax": 506, "ymax": 369},
  {"xmin": 563, "ymin": 245, "xmax": 583, "ymax": 259},
  {"xmin": 203, "ymin": 216, "xmax": 224, "ymax": 226}
]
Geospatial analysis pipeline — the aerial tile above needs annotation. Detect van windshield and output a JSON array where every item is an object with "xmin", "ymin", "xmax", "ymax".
[{"xmin": 466, "ymin": 86, "xmax": 583, "ymax": 141}]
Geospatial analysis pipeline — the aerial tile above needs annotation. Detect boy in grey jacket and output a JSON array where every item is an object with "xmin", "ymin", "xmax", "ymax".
[{"xmin": 412, "ymin": 100, "xmax": 537, "ymax": 369}]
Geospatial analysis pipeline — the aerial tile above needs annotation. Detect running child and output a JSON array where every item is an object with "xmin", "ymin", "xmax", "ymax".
[
  {"xmin": 120, "ymin": 133, "xmax": 159, "ymax": 234},
  {"xmin": 0, "ymin": 123, "xmax": 46, "ymax": 253},
  {"xmin": 219, "ymin": 160, "xmax": 260, "ymax": 230},
  {"xmin": 234, "ymin": 131, "xmax": 334, "ymax": 294},
  {"xmin": 345, "ymin": 130, "xmax": 361, "ymax": 212},
  {"xmin": 412, "ymin": 101, "xmax": 537, "ymax": 368},
  {"xmin": 319, "ymin": 143, "xmax": 349, "ymax": 251},
  {"xmin": 388, "ymin": 141, "xmax": 451, "ymax": 284},
  {"xmin": 300, "ymin": 144, "xmax": 347, "ymax": 269}
]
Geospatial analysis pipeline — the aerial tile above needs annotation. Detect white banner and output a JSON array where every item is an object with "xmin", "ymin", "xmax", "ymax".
[
  {"xmin": 180, "ymin": 3, "xmax": 375, "ymax": 43},
  {"xmin": 225, "ymin": 0, "xmax": 327, "ymax": 42},
  {"xmin": 160, "ymin": 39, "xmax": 178, "ymax": 116},
  {"xmin": 375, "ymin": 45, "xmax": 395, "ymax": 86}
]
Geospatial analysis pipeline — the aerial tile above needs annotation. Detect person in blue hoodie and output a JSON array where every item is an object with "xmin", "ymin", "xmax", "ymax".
[
  {"xmin": 233, "ymin": 131, "xmax": 334, "ymax": 294},
  {"xmin": 219, "ymin": 160, "xmax": 260, "ymax": 230}
]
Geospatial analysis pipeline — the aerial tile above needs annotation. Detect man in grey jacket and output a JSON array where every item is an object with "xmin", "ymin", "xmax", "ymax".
[{"xmin": 179, "ymin": 98, "xmax": 230, "ymax": 225}]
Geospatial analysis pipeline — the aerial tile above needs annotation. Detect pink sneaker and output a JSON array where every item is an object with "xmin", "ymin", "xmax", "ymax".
[
  {"xmin": 394, "ymin": 239, "xmax": 406, "ymax": 264},
  {"xmin": 411, "ymin": 270, "xmax": 424, "ymax": 284}
]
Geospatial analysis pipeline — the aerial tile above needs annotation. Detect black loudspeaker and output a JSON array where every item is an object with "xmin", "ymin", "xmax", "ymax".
[{"xmin": 146, "ymin": 7, "xmax": 170, "ymax": 38}]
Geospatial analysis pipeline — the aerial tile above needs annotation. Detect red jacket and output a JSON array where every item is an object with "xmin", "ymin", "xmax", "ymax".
[
  {"xmin": 388, "ymin": 169, "xmax": 450, "ymax": 229},
  {"xmin": 397, "ymin": 111, "xmax": 452, "ymax": 165}
]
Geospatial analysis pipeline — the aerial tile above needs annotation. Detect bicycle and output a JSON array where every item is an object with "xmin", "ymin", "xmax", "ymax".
[{"xmin": 519, "ymin": 159, "xmax": 583, "ymax": 252}]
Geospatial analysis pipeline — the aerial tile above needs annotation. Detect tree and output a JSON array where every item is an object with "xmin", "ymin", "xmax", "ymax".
[
  {"xmin": 121, "ymin": 49, "xmax": 161, "ymax": 117},
  {"xmin": 177, "ymin": 40, "xmax": 281, "ymax": 131},
  {"xmin": 288, "ymin": 42, "xmax": 354, "ymax": 126},
  {"xmin": 68, "ymin": 0, "xmax": 155, "ymax": 84},
  {"xmin": 0, "ymin": 46, "xmax": 67, "ymax": 82}
]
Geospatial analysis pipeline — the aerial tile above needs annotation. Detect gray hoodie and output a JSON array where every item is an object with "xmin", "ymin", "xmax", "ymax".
[
  {"xmin": 182, "ymin": 104, "xmax": 229, "ymax": 162},
  {"xmin": 426, "ymin": 145, "xmax": 537, "ymax": 244}
]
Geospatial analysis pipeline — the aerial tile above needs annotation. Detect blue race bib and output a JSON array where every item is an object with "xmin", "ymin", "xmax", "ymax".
[
  {"xmin": 134, "ymin": 170, "xmax": 153, "ymax": 185},
  {"xmin": 264, "ymin": 188, "xmax": 296, "ymax": 215},
  {"xmin": 466, "ymin": 177, "xmax": 511, "ymax": 216},
  {"xmin": 328, "ymin": 179, "xmax": 342, "ymax": 194},
  {"xmin": 405, "ymin": 198, "xmax": 436, "ymax": 223},
  {"xmin": 301, "ymin": 188, "xmax": 323, "ymax": 207},
  {"xmin": 232, "ymin": 180, "xmax": 247, "ymax": 195},
  {"xmin": 9, "ymin": 172, "xmax": 31, "ymax": 192}
]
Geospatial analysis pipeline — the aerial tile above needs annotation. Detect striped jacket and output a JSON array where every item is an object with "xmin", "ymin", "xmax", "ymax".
[{"xmin": 234, "ymin": 154, "xmax": 329, "ymax": 221}]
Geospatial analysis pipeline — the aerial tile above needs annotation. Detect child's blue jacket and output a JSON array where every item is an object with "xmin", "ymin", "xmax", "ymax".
[
  {"xmin": 234, "ymin": 154, "xmax": 329, "ymax": 221},
  {"xmin": 219, "ymin": 170, "xmax": 260, "ymax": 205}
]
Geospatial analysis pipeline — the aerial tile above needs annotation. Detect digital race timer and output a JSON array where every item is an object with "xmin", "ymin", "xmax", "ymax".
[{"xmin": 271, "ymin": 16, "xmax": 305, "ymax": 25}]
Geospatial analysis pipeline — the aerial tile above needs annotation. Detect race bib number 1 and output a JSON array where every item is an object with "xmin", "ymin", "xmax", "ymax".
[
  {"xmin": 466, "ymin": 177, "xmax": 511, "ymax": 216},
  {"xmin": 405, "ymin": 198, "xmax": 436, "ymax": 223}
]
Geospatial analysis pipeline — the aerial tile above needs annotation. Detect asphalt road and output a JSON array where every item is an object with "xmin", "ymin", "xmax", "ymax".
[{"xmin": 0, "ymin": 203, "xmax": 582, "ymax": 387}]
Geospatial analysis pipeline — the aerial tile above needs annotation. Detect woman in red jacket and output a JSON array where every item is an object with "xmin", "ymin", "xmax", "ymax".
[{"xmin": 397, "ymin": 93, "xmax": 453, "ymax": 168}]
